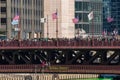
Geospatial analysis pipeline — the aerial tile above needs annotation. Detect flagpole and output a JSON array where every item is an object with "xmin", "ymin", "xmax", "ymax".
[
  {"xmin": 14, "ymin": 25, "xmax": 15, "ymax": 38},
  {"xmin": 89, "ymin": 11, "xmax": 94, "ymax": 46},
  {"xmin": 18, "ymin": 1, "xmax": 22, "ymax": 40},
  {"xmin": 92, "ymin": 18, "xmax": 94, "ymax": 46},
  {"xmin": 47, "ymin": 15, "xmax": 49, "ymax": 38},
  {"xmin": 56, "ymin": 9, "xmax": 58, "ymax": 39},
  {"xmin": 18, "ymin": 18, "xmax": 21, "ymax": 40}
]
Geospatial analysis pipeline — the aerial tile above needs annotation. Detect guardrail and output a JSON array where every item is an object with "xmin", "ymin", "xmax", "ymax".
[
  {"xmin": 0, "ymin": 65, "xmax": 120, "ymax": 74},
  {"xmin": 0, "ymin": 38, "xmax": 120, "ymax": 48}
]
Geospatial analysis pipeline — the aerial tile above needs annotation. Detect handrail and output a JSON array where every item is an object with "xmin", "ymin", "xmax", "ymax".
[
  {"xmin": 0, "ymin": 64, "xmax": 120, "ymax": 73},
  {"xmin": 0, "ymin": 38, "xmax": 120, "ymax": 48}
]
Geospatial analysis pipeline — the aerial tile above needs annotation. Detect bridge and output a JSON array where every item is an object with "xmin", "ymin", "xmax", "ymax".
[{"xmin": 0, "ymin": 38, "xmax": 120, "ymax": 74}]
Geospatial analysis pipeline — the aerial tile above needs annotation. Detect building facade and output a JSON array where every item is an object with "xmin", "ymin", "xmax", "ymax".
[
  {"xmin": 0, "ymin": 0, "xmax": 7, "ymax": 39},
  {"xmin": 1, "ymin": 0, "xmax": 119, "ymax": 39},
  {"xmin": 75, "ymin": 0, "xmax": 103, "ymax": 37},
  {"xmin": 44, "ymin": 0, "xmax": 103, "ymax": 38},
  {"xmin": 44, "ymin": 0, "xmax": 75, "ymax": 38},
  {"xmin": 103, "ymin": 0, "xmax": 120, "ymax": 34},
  {"xmin": 0, "ymin": 0, "xmax": 75, "ymax": 39},
  {"xmin": 0, "ymin": 0, "xmax": 44, "ymax": 39}
]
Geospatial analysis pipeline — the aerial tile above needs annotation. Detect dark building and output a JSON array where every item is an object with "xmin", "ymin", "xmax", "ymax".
[
  {"xmin": 103, "ymin": 0, "xmax": 120, "ymax": 35},
  {"xmin": 75, "ymin": 0, "xmax": 103, "ymax": 36}
]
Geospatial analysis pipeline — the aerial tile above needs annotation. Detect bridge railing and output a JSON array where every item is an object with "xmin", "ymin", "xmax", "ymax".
[
  {"xmin": 0, "ymin": 38, "xmax": 120, "ymax": 47},
  {"xmin": 0, "ymin": 64, "xmax": 120, "ymax": 73}
]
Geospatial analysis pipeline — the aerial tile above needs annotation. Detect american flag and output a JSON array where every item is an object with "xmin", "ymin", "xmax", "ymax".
[
  {"xmin": 13, "ymin": 15, "xmax": 20, "ymax": 20},
  {"xmin": 52, "ymin": 12, "xmax": 57, "ymax": 19},
  {"xmin": 88, "ymin": 11, "xmax": 93, "ymax": 21},
  {"xmin": 102, "ymin": 29, "xmax": 107, "ymax": 36},
  {"xmin": 11, "ymin": 15, "xmax": 20, "ymax": 25},
  {"xmin": 113, "ymin": 28, "xmax": 118, "ymax": 36},
  {"xmin": 107, "ymin": 17, "xmax": 113, "ymax": 23},
  {"xmin": 41, "ymin": 61, "xmax": 46, "ymax": 67},
  {"xmin": 72, "ymin": 18, "xmax": 79, "ymax": 24}
]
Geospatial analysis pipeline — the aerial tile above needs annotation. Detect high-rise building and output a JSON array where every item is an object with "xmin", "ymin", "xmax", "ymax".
[
  {"xmin": 75, "ymin": 0, "xmax": 103, "ymax": 37},
  {"xmin": 44, "ymin": 0, "xmax": 103, "ymax": 38},
  {"xmin": 0, "ymin": 0, "xmax": 75, "ymax": 39},
  {"xmin": 103, "ymin": 0, "xmax": 120, "ymax": 34},
  {"xmin": 44, "ymin": 0, "xmax": 75, "ymax": 38},
  {"xmin": 0, "ymin": 0, "xmax": 44, "ymax": 39},
  {"xmin": 1, "ymin": 0, "xmax": 119, "ymax": 39}
]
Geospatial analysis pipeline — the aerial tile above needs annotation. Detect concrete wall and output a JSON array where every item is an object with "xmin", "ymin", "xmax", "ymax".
[{"xmin": 44, "ymin": 0, "xmax": 75, "ymax": 38}]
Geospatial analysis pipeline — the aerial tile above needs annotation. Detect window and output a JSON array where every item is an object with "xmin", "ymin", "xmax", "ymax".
[
  {"xmin": 75, "ymin": 2, "xmax": 82, "ymax": 11},
  {"xmin": 83, "ymin": 2, "xmax": 89, "ymax": 11},
  {"xmin": 1, "ymin": 18, "xmax": 7, "ymax": 24},
  {"xmin": 0, "ymin": 0, "xmax": 6, "ymax": 2},
  {"xmin": 1, "ymin": 7, "xmax": 6, "ymax": 13},
  {"xmin": 83, "ymin": 13, "xmax": 88, "ymax": 22}
]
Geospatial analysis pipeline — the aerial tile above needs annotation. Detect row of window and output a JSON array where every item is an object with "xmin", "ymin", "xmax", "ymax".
[
  {"xmin": 0, "ymin": 18, "xmax": 6, "ymax": 23},
  {"xmin": 0, "ymin": 0, "xmax": 6, "ymax": 1},
  {"xmin": 75, "ymin": 12, "xmax": 102, "ymax": 23},
  {"xmin": 11, "ymin": 8, "xmax": 42, "ymax": 16},
  {"xmin": 0, "ymin": 7, "xmax": 6, "ymax": 13},
  {"xmin": 75, "ymin": 24, "xmax": 102, "ymax": 34},
  {"xmin": 11, "ymin": 0, "xmax": 42, "ymax": 7},
  {"xmin": 103, "ymin": 0, "xmax": 120, "ymax": 33},
  {"xmin": 75, "ymin": 2, "xmax": 89, "ymax": 11},
  {"xmin": 75, "ymin": 2, "xmax": 102, "ymax": 11}
]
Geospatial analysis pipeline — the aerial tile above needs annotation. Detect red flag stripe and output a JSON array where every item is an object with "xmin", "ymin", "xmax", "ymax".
[
  {"xmin": 13, "ymin": 15, "xmax": 20, "ymax": 20},
  {"xmin": 72, "ymin": 18, "xmax": 79, "ymax": 24},
  {"xmin": 52, "ymin": 12, "xmax": 57, "ymax": 19},
  {"xmin": 107, "ymin": 17, "xmax": 113, "ymax": 23}
]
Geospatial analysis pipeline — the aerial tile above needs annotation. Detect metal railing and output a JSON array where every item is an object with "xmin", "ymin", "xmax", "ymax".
[
  {"xmin": 0, "ymin": 38, "xmax": 120, "ymax": 48},
  {"xmin": 0, "ymin": 64, "xmax": 120, "ymax": 74}
]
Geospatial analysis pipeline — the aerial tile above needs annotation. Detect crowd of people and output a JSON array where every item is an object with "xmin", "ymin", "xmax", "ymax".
[{"xmin": 0, "ymin": 35, "xmax": 120, "ymax": 47}]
